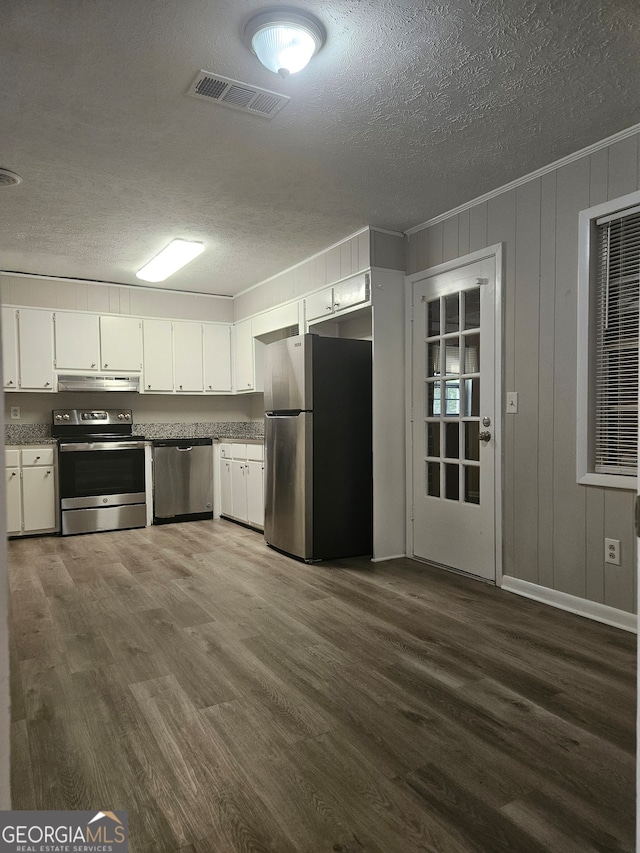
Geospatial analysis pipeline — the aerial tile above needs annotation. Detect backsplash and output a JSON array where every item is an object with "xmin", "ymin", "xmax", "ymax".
[{"xmin": 5, "ymin": 420, "xmax": 264, "ymax": 444}]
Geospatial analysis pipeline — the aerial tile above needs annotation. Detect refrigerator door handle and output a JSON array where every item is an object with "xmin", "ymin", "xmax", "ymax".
[{"xmin": 265, "ymin": 411, "xmax": 304, "ymax": 418}]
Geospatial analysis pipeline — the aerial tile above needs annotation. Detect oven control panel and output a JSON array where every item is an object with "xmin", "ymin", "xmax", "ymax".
[{"xmin": 53, "ymin": 409, "xmax": 133, "ymax": 425}]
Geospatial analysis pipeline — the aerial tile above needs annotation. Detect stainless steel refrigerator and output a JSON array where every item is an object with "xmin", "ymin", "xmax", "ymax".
[{"xmin": 264, "ymin": 333, "xmax": 372, "ymax": 561}]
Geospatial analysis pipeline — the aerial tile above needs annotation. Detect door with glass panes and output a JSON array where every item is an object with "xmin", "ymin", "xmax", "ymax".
[{"xmin": 412, "ymin": 255, "xmax": 498, "ymax": 581}]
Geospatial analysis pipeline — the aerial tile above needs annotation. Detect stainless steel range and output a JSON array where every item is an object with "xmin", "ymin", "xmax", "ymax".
[{"xmin": 52, "ymin": 408, "xmax": 149, "ymax": 536}]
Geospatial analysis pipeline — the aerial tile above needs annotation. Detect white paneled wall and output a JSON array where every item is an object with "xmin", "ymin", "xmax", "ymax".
[{"xmin": 406, "ymin": 131, "xmax": 640, "ymax": 614}]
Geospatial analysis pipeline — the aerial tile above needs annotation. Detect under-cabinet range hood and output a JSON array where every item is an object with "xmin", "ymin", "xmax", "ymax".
[{"xmin": 56, "ymin": 375, "xmax": 140, "ymax": 392}]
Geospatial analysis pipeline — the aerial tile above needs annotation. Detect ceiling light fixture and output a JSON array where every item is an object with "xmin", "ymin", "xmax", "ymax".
[
  {"xmin": 244, "ymin": 8, "xmax": 325, "ymax": 78},
  {"xmin": 0, "ymin": 168, "xmax": 23, "ymax": 187},
  {"xmin": 136, "ymin": 239, "xmax": 205, "ymax": 282}
]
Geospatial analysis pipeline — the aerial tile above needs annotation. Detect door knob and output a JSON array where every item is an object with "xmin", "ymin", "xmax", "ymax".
[{"xmin": 479, "ymin": 431, "xmax": 491, "ymax": 442}]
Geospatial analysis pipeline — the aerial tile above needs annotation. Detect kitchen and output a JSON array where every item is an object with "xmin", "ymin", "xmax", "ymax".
[{"xmin": 1, "ymin": 0, "xmax": 640, "ymax": 850}]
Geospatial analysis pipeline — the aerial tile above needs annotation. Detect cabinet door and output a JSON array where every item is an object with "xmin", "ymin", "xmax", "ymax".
[
  {"xmin": 174, "ymin": 322, "xmax": 203, "ymax": 392},
  {"xmin": 231, "ymin": 460, "xmax": 248, "ymax": 521},
  {"xmin": 246, "ymin": 460, "xmax": 264, "ymax": 527},
  {"xmin": 232, "ymin": 319, "xmax": 254, "ymax": 392},
  {"xmin": 220, "ymin": 459, "xmax": 233, "ymax": 516},
  {"xmin": 1, "ymin": 307, "xmax": 19, "ymax": 390},
  {"xmin": 18, "ymin": 309, "xmax": 55, "ymax": 391},
  {"xmin": 22, "ymin": 466, "xmax": 56, "ymax": 532},
  {"xmin": 143, "ymin": 320, "xmax": 174, "ymax": 391},
  {"xmin": 305, "ymin": 287, "xmax": 334, "ymax": 322},
  {"xmin": 333, "ymin": 273, "xmax": 370, "ymax": 314},
  {"xmin": 6, "ymin": 467, "xmax": 22, "ymax": 534},
  {"xmin": 203, "ymin": 325, "xmax": 232, "ymax": 393},
  {"xmin": 54, "ymin": 311, "xmax": 101, "ymax": 370},
  {"xmin": 100, "ymin": 316, "xmax": 142, "ymax": 371}
]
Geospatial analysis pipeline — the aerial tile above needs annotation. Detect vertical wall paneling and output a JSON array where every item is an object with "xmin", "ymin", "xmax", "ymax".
[
  {"xmin": 129, "ymin": 288, "xmax": 150, "ymax": 318},
  {"xmin": 27, "ymin": 280, "xmax": 55, "ymax": 308},
  {"xmin": 424, "ymin": 222, "xmax": 444, "ymax": 269},
  {"xmin": 326, "ymin": 246, "xmax": 341, "ymax": 284},
  {"xmin": 314, "ymin": 253, "xmax": 327, "ymax": 289},
  {"xmin": 87, "ymin": 286, "xmax": 110, "ymax": 314},
  {"xmin": 537, "ymin": 171, "xmax": 557, "ymax": 590},
  {"xmin": 406, "ymin": 234, "xmax": 418, "ymax": 276},
  {"xmin": 458, "ymin": 209, "xmax": 470, "ymax": 257},
  {"xmin": 487, "ymin": 190, "xmax": 517, "ymax": 582},
  {"xmin": 442, "ymin": 217, "xmax": 459, "ymax": 263},
  {"xmin": 604, "ymin": 490, "xmax": 637, "ymax": 613},
  {"xmin": 552, "ymin": 158, "xmax": 590, "ymax": 598},
  {"xmin": 589, "ymin": 148, "xmax": 609, "ymax": 206},
  {"xmin": 607, "ymin": 136, "xmax": 639, "ymax": 201},
  {"xmin": 469, "ymin": 202, "xmax": 488, "ymax": 253},
  {"xmin": 53, "ymin": 281, "xmax": 75, "ymax": 309},
  {"xmin": 512, "ymin": 179, "xmax": 542, "ymax": 583},
  {"xmin": 585, "ymin": 487, "xmax": 605, "ymax": 604},
  {"xmin": 108, "ymin": 286, "xmax": 120, "ymax": 314},
  {"xmin": 119, "ymin": 289, "xmax": 131, "ymax": 315}
]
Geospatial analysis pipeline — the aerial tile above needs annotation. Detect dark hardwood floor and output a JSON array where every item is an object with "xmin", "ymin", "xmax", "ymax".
[{"xmin": 8, "ymin": 520, "xmax": 636, "ymax": 852}]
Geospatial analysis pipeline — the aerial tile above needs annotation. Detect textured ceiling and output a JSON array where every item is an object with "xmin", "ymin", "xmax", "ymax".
[{"xmin": 1, "ymin": 0, "xmax": 639, "ymax": 296}]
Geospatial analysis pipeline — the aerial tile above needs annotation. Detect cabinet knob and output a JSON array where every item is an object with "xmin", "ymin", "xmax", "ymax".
[
  {"xmin": 10, "ymin": 472, "xmax": 16, "ymax": 478},
  {"xmin": 333, "ymin": 302, "xmax": 340, "ymax": 309},
  {"xmin": 208, "ymin": 385, "xmax": 212, "ymax": 390},
  {"xmin": 179, "ymin": 384, "xmax": 183, "ymax": 389},
  {"xmin": 91, "ymin": 363, "xmax": 96, "ymax": 368},
  {"xmin": 147, "ymin": 384, "xmax": 151, "ymax": 389},
  {"xmin": 104, "ymin": 363, "xmax": 108, "ymax": 368},
  {"xmin": 46, "ymin": 470, "xmax": 51, "ymax": 475},
  {"xmin": 34, "ymin": 456, "xmax": 40, "ymax": 461},
  {"xmin": 7, "ymin": 380, "xmax": 13, "ymax": 385},
  {"xmin": 44, "ymin": 381, "xmax": 50, "ymax": 386}
]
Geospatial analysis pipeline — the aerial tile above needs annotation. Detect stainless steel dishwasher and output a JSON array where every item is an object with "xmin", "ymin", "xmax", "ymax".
[{"xmin": 152, "ymin": 438, "xmax": 213, "ymax": 524}]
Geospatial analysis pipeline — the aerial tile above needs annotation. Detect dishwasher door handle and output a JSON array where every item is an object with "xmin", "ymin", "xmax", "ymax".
[{"xmin": 176, "ymin": 446, "xmax": 193, "ymax": 452}]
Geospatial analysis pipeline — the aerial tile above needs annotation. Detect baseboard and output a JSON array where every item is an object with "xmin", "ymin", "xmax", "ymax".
[
  {"xmin": 371, "ymin": 553, "xmax": 406, "ymax": 563},
  {"xmin": 501, "ymin": 576, "xmax": 637, "ymax": 634}
]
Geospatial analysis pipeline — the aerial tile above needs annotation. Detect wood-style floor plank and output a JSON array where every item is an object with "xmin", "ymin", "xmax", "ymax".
[{"xmin": 8, "ymin": 519, "xmax": 636, "ymax": 852}]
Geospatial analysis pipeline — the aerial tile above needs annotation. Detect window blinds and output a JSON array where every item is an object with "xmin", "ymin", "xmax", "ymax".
[{"xmin": 594, "ymin": 207, "xmax": 640, "ymax": 476}]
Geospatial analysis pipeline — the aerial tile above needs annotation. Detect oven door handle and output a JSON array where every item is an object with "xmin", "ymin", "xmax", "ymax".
[{"xmin": 59, "ymin": 441, "xmax": 148, "ymax": 452}]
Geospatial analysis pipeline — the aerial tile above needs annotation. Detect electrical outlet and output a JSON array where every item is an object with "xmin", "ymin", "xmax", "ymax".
[
  {"xmin": 10, "ymin": 406, "xmax": 20, "ymax": 420},
  {"xmin": 604, "ymin": 538, "xmax": 620, "ymax": 565}
]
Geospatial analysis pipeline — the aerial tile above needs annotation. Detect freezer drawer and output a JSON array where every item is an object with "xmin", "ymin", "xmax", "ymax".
[
  {"xmin": 153, "ymin": 440, "xmax": 213, "ymax": 522},
  {"xmin": 264, "ymin": 412, "xmax": 312, "ymax": 559}
]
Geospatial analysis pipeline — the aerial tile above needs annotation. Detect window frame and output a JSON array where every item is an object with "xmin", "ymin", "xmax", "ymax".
[{"xmin": 577, "ymin": 189, "xmax": 640, "ymax": 491}]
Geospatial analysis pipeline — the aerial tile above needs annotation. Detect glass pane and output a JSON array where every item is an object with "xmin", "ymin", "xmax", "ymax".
[
  {"xmin": 427, "ymin": 382, "xmax": 441, "ymax": 416},
  {"xmin": 445, "ymin": 340, "xmax": 460, "ymax": 375},
  {"xmin": 445, "ymin": 294, "xmax": 459, "ymax": 333},
  {"xmin": 463, "ymin": 378, "xmax": 480, "ymax": 417},
  {"xmin": 427, "ymin": 422, "xmax": 440, "ymax": 457},
  {"xmin": 445, "ymin": 463, "xmax": 459, "ymax": 500},
  {"xmin": 444, "ymin": 380, "xmax": 460, "ymax": 416},
  {"xmin": 464, "ymin": 334, "xmax": 480, "ymax": 374},
  {"xmin": 427, "ymin": 300, "xmax": 440, "ymax": 336},
  {"xmin": 464, "ymin": 288, "xmax": 480, "ymax": 329},
  {"xmin": 445, "ymin": 423, "xmax": 459, "ymax": 459},
  {"xmin": 427, "ymin": 462, "xmax": 440, "ymax": 497},
  {"xmin": 464, "ymin": 422, "xmax": 480, "ymax": 461},
  {"xmin": 465, "ymin": 465, "xmax": 480, "ymax": 504},
  {"xmin": 427, "ymin": 342, "xmax": 441, "ymax": 377}
]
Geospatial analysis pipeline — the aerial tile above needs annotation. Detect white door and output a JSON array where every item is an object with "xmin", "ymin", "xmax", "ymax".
[
  {"xmin": 220, "ymin": 459, "xmax": 233, "ymax": 516},
  {"xmin": 231, "ymin": 461, "xmax": 248, "ymax": 521},
  {"xmin": 22, "ymin": 466, "xmax": 56, "ymax": 532},
  {"xmin": 6, "ymin": 468, "xmax": 21, "ymax": 534},
  {"xmin": 54, "ymin": 311, "xmax": 100, "ymax": 370},
  {"xmin": 411, "ymin": 254, "xmax": 500, "ymax": 581},
  {"xmin": 203, "ymin": 324, "xmax": 232, "ymax": 393},
  {"xmin": 246, "ymin": 460, "xmax": 264, "ymax": 527},
  {"xmin": 143, "ymin": 320, "xmax": 174, "ymax": 392},
  {"xmin": 1, "ymin": 307, "xmax": 19, "ymax": 390},
  {"xmin": 174, "ymin": 322, "xmax": 203, "ymax": 392},
  {"xmin": 100, "ymin": 316, "xmax": 142, "ymax": 371}
]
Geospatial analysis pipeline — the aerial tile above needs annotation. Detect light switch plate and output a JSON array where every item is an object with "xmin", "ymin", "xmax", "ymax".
[{"xmin": 506, "ymin": 392, "xmax": 518, "ymax": 414}]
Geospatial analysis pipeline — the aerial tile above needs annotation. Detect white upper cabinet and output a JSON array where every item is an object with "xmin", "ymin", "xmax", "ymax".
[
  {"xmin": 100, "ymin": 316, "xmax": 142, "ymax": 371},
  {"xmin": 143, "ymin": 319, "xmax": 174, "ymax": 392},
  {"xmin": 1, "ymin": 307, "xmax": 19, "ymax": 390},
  {"xmin": 203, "ymin": 324, "xmax": 232, "ymax": 393},
  {"xmin": 233, "ymin": 319, "xmax": 256, "ymax": 392},
  {"xmin": 305, "ymin": 272, "xmax": 371, "ymax": 324},
  {"xmin": 54, "ymin": 312, "xmax": 101, "ymax": 370},
  {"xmin": 18, "ymin": 309, "xmax": 55, "ymax": 391},
  {"xmin": 174, "ymin": 322, "xmax": 203, "ymax": 392}
]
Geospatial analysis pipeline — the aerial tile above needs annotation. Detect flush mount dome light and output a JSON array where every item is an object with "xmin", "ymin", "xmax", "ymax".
[{"xmin": 245, "ymin": 8, "xmax": 325, "ymax": 78}]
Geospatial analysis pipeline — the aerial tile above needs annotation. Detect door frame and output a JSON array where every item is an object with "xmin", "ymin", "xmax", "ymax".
[{"xmin": 404, "ymin": 243, "xmax": 505, "ymax": 586}]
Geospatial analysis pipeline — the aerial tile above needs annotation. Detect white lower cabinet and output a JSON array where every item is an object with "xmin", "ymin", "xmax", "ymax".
[
  {"xmin": 5, "ymin": 446, "xmax": 58, "ymax": 535},
  {"xmin": 219, "ymin": 442, "xmax": 264, "ymax": 530}
]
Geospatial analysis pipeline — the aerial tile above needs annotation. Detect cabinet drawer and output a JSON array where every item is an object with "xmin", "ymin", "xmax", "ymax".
[
  {"xmin": 219, "ymin": 443, "xmax": 233, "ymax": 459},
  {"xmin": 5, "ymin": 449, "xmax": 20, "ymax": 467},
  {"xmin": 22, "ymin": 447, "xmax": 55, "ymax": 466},
  {"xmin": 231, "ymin": 444, "xmax": 247, "ymax": 459},
  {"xmin": 245, "ymin": 444, "xmax": 264, "ymax": 461},
  {"xmin": 305, "ymin": 288, "xmax": 334, "ymax": 322},
  {"xmin": 333, "ymin": 272, "xmax": 370, "ymax": 312}
]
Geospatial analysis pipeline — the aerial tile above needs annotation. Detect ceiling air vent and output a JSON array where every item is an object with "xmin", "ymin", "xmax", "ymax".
[{"xmin": 187, "ymin": 71, "xmax": 290, "ymax": 119}]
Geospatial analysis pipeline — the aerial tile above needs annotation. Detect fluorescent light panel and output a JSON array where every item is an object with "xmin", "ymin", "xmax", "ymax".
[{"xmin": 136, "ymin": 239, "xmax": 205, "ymax": 282}]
